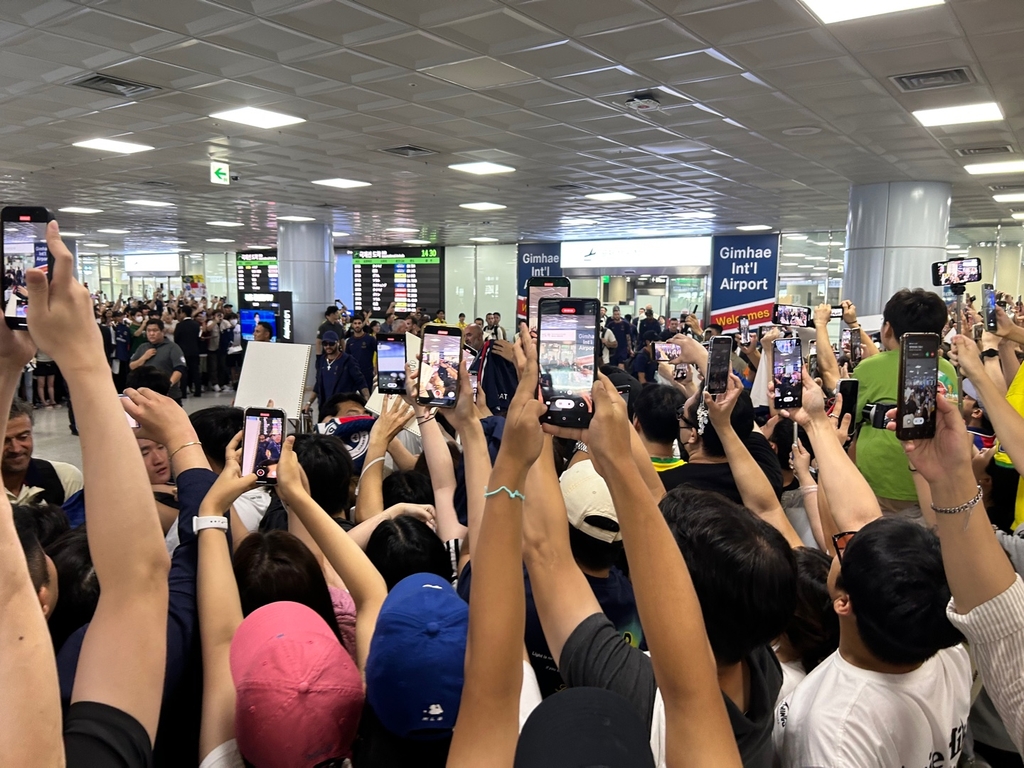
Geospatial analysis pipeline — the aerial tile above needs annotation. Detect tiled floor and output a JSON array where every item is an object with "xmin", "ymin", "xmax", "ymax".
[{"xmin": 31, "ymin": 390, "xmax": 239, "ymax": 471}]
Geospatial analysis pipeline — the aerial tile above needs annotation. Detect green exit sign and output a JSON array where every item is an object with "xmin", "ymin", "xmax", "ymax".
[{"xmin": 602, "ymin": 275, "xmax": 610, "ymax": 284}]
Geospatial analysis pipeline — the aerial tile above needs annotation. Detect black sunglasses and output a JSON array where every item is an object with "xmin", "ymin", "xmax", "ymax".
[
  {"xmin": 832, "ymin": 530, "xmax": 856, "ymax": 562},
  {"xmin": 675, "ymin": 405, "xmax": 697, "ymax": 429}
]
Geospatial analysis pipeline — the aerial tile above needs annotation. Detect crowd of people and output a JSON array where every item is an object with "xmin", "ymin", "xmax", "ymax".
[{"xmin": 4, "ymin": 219, "xmax": 1024, "ymax": 768}]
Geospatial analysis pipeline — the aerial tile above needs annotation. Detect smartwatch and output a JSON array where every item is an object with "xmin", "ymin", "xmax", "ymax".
[{"xmin": 193, "ymin": 516, "xmax": 229, "ymax": 534}]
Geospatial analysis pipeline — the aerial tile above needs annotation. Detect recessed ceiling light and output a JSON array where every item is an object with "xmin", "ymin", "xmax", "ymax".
[
  {"xmin": 386, "ymin": 227, "xmax": 419, "ymax": 233},
  {"xmin": 783, "ymin": 234, "xmax": 809, "ymax": 240},
  {"xmin": 245, "ymin": 245, "xmax": 273, "ymax": 250},
  {"xmin": 994, "ymin": 193, "xmax": 1024, "ymax": 203},
  {"xmin": 123, "ymin": 200, "xmax": 174, "ymax": 207},
  {"xmin": 585, "ymin": 192, "xmax": 637, "ymax": 202},
  {"xmin": 561, "ymin": 218, "xmax": 597, "ymax": 226},
  {"xmin": 799, "ymin": 0, "xmax": 943, "ymax": 23},
  {"xmin": 73, "ymin": 138, "xmax": 154, "ymax": 154},
  {"xmin": 97, "ymin": 228, "xmax": 130, "ymax": 234},
  {"xmin": 312, "ymin": 178, "xmax": 372, "ymax": 189},
  {"xmin": 209, "ymin": 107, "xmax": 305, "ymax": 129},
  {"xmin": 964, "ymin": 160, "xmax": 1024, "ymax": 175},
  {"xmin": 162, "ymin": 239, "xmax": 187, "ymax": 244},
  {"xmin": 674, "ymin": 211, "xmax": 716, "ymax": 219},
  {"xmin": 737, "ymin": 225, "xmax": 773, "ymax": 231},
  {"xmin": 913, "ymin": 102, "xmax": 1003, "ymax": 127},
  {"xmin": 3, "ymin": 227, "xmax": 16, "ymax": 232},
  {"xmin": 206, "ymin": 238, "xmax": 235, "ymax": 243},
  {"xmin": 207, "ymin": 221, "xmax": 243, "ymax": 227},
  {"xmin": 58, "ymin": 207, "xmax": 103, "ymax": 214},
  {"xmin": 470, "ymin": 237, "xmax": 499, "ymax": 243},
  {"xmin": 806, "ymin": 255, "xmax": 829, "ymax": 261},
  {"xmin": 60, "ymin": 231, "xmax": 84, "ymax": 237},
  {"xmin": 781, "ymin": 262, "xmax": 801, "ymax": 267},
  {"xmin": 404, "ymin": 239, "xmax": 431, "ymax": 245},
  {"xmin": 277, "ymin": 215, "xmax": 316, "ymax": 222},
  {"xmin": 78, "ymin": 252, "xmax": 97, "ymax": 256},
  {"xmin": 1010, "ymin": 213, "xmax": 1024, "ymax": 220},
  {"xmin": 945, "ymin": 244, "xmax": 963, "ymax": 250},
  {"xmin": 449, "ymin": 161, "xmax": 516, "ymax": 175},
  {"xmin": 332, "ymin": 231, "xmax": 350, "ymax": 238},
  {"xmin": 82, "ymin": 243, "xmax": 109, "ymax": 247},
  {"xmin": 460, "ymin": 202, "xmax": 507, "ymax": 211}
]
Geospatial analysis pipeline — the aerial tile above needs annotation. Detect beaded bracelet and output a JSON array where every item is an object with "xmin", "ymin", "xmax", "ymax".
[{"xmin": 484, "ymin": 486, "xmax": 526, "ymax": 502}]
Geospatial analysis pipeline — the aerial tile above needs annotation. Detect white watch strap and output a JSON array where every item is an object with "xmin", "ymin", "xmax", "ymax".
[{"xmin": 193, "ymin": 515, "xmax": 229, "ymax": 533}]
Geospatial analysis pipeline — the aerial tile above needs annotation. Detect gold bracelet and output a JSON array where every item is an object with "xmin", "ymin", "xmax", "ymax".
[{"xmin": 169, "ymin": 441, "xmax": 202, "ymax": 460}]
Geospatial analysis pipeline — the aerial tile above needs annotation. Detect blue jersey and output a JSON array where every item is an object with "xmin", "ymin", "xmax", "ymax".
[{"xmin": 345, "ymin": 333, "xmax": 377, "ymax": 390}]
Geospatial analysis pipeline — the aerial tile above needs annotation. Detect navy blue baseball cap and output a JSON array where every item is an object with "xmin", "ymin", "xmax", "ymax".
[{"xmin": 322, "ymin": 330, "xmax": 340, "ymax": 343}]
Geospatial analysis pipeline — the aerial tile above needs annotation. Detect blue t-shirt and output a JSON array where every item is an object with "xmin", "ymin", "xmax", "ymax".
[
  {"xmin": 631, "ymin": 349, "xmax": 657, "ymax": 382},
  {"xmin": 346, "ymin": 333, "xmax": 377, "ymax": 390},
  {"xmin": 606, "ymin": 319, "xmax": 631, "ymax": 362},
  {"xmin": 114, "ymin": 324, "xmax": 132, "ymax": 361}
]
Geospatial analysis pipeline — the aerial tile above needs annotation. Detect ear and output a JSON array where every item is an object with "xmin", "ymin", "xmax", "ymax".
[
  {"xmin": 38, "ymin": 586, "xmax": 51, "ymax": 619},
  {"xmin": 832, "ymin": 591, "xmax": 853, "ymax": 618}
]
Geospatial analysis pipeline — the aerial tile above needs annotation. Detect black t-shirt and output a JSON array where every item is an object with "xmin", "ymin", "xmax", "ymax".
[
  {"xmin": 64, "ymin": 701, "xmax": 153, "ymax": 768},
  {"xmin": 173, "ymin": 318, "xmax": 201, "ymax": 357},
  {"xmin": 659, "ymin": 432, "xmax": 783, "ymax": 504}
]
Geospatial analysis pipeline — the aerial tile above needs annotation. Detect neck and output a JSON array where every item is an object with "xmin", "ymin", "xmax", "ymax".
[
  {"xmin": 640, "ymin": 433, "xmax": 675, "ymax": 460},
  {"xmin": 838, "ymin": 625, "xmax": 922, "ymax": 674},
  {"xmin": 717, "ymin": 659, "xmax": 750, "ymax": 713},
  {"xmin": 686, "ymin": 444, "xmax": 726, "ymax": 464}
]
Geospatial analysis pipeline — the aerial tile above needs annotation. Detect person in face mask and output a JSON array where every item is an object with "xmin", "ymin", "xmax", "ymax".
[{"xmin": 129, "ymin": 309, "xmax": 149, "ymax": 355}]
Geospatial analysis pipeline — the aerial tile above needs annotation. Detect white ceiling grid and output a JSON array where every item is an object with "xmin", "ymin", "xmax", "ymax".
[{"xmin": 0, "ymin": 0, "xmax": 1019, "ymax": 253}]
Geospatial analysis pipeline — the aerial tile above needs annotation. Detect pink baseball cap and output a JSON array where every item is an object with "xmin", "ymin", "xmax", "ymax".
[{"xmin": 230, "ymin": 601, "xmax": 364, "ymax": 768}]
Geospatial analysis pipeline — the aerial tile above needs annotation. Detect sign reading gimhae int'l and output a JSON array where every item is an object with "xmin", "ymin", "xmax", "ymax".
[{"xmin": 709, "ymin": 234, "xmax": 780, "ymax": 332}]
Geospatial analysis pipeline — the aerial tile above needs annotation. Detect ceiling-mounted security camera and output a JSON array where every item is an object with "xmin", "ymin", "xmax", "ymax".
[{"xmin": 625, "ymin": 92, "xmax": 661, "ymax": 112}]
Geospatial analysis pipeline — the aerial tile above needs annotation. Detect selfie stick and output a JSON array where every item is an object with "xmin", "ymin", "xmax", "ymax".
[{"xmin": 949, "ymin": 283, "xmax": 966, "ymax": 409}]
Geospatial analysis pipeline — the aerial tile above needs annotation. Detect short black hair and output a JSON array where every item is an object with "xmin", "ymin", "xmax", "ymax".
[
  {"xmin": 256, "ymin": 321, "xmax": 274, "ymax": 336},
  {"xmin": 9, "ymin": 398, "xmax": 33, "ymax": 424},
  {"xmin": 660, "ymin": 488, "xmax": 796, "ymax": 664},
  {"xmin": 291, "ymin": 434, "xmax": 355, "ymax": 518},
  {"xmin": 14, "ymin": 502, "xmax": 69, "ymax": 549},
  {"xmin": 178, "ymin": 306, "xmax": 193, "ymax": 318},
  {"xmin": 642, "ymin": 330, "xmax": 659, "ymax": 343},
  {"xmin": 708, "ymin": 324, "xmax": 724, "ymax": 334},
  {"xmin": 685, "ymin": 385, "xmax": 755, "ymax": 458},
  {"xmin": 786, "ymin": 547, "xmax": 839, "ymax": 673},
  {"xmin": 326, "ymin": 306, "xmax": 340, "ymax": 317},
  {"xmin": 145, "ymin": 318, "xmax": 164, "ymax": 331},
  {"xmin": 382, "ymin": 470, "xmax": 435, "ymax": 508},
  {"xmin": 126, "ymin": 365, "xmax": 171, "ymax": 396},
  {"xmin": 882, "ymin": 289, "xmax": 947, "ymax": 340},
  {"xmin": 322, "ymin": 392, "xmax": 367, "ymax": 418},
  {"xmin": 46, "ymin": 527, "xmax": 99, "ymax": 653},
  {"xmin": 769, "ymin": 418, "xmax": 813, "ymax": 466},
  {"xmin": 633, "ymin": 384, "xmax": 685, "ymax": 446},
  {"xmin": 365, "ymin": 516, "xmax": 453, "ymax": 590},
  {"xmin": 190, "ymin": 406, "xmax": 244, "ymax": 469},
  {"xmin": 568, "ymin": 524, "xmax": 624, "ymax": 572},
  {"xmin": 12, "ymin": 506, "xmax": 49, "ymax": 593},
  {"xmin": 838, "ymin": 517, "xmax": 962, "ymax": 666}
]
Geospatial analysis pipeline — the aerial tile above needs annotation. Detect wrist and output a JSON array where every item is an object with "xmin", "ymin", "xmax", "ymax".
[{"xmin": 928, "ymin": 469, "xmax": 978, "ymax": 504}]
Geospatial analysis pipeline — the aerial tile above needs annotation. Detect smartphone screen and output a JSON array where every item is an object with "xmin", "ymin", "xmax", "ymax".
[
  {"xmin": 242, "ymin": 408, "xmax": 285, "ymax": 484},
  {"xmin": 897, "ymin": 333, "xmax": 939, "ymax": 440},
  {"xmin": 469, "ymin": 371, "xmax": 478, "ymax": 399},
  {"xmin": 417, "ymin": 326, "xmax": 462, "ymax": 407},
  {"xmin": 654, "ymin": 342, "xmax": 680, "ymax": 363},
  {"xmin": 739, "ymin": 316, "xmax": 750, "ymax": 345},
  {"xmin": 377, "ymin": 334, "xmax": 407, "ymax": 394},
  {"xmin": 527, "ymin": 278, "xmax": 570, "ymax": 335},
  {"xmin": 2, "ymin": 207, "xmax": 53, "ymax": 329},
  {"xmin": 850, "ymin": 333, "xmax": 861, "ymax": 365},
  {"xmin": 772, "ymin": 303, "xmax": 810, "ymax": 327},
  {"xmin": 773, "ymin": 338, "xmax": 803, "ymax": 409},
  {"xmin": 706, "ymin": 336, "xmax": 733, "ymax": 395},
  {"xmin": 932, "ymin": 258, "xmax": 982, "ymax": 286},
  {"xmin": 840, "ymin": 328, "xmax": 852, "ymax": 348},
  {"xmin": 983, "ymin": 283, "xmax": 997, "ymax": 331},
  {"xmin": 674, "ymin": 364, "xmax": 688, "ymax": 381},
  {"xmin": 836, "ymin": 378, "xmax": 859, "ymax": 431},
  {"xmin": 537, "ymin": 298, "xmax": 598, "ymax": 427},
  {"xmin": 119, "ymin": 394, "xmax": 139, "ymax": 429}
]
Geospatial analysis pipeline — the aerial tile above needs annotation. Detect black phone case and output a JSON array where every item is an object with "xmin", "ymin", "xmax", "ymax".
[{"xmin": 895, "ymin": 334, "xmax": 938, "ymax": 441}]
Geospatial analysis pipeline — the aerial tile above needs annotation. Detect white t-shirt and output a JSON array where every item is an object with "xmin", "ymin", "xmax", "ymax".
[
  {"xmin": 776, "ymin": 657, "xmax": 807, "ymax": 709},
  {"xmin": 233, "ymin": 487, "xmax": 271, "ymax": 532},
  {"xmin": 199, "ymin": 740, "xmax": 244, "ymax": 768},
  {"xmin": 774, "ymin": 646, "xmax": 971, "ymax": 767}
]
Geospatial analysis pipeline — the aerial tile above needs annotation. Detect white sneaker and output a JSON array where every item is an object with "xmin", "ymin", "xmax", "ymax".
[{"xmin": 212, "ymin": 385, "xmax": 221, "ymax": 392}]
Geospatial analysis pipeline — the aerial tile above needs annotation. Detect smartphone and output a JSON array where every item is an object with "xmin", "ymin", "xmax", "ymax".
[
  {"xmin": 469, "ymin": 370, "xmax": 478, "ymax": 400},
  {"xmin": 830, "ymin": 306, "xmax": 844, "ymax": 319},
  {"xmin": 654, "ymin": 342, "xmax": 680, "ymax": 363},
  {"xmin": 537, "ymin": 297, "xmax": 599, "ymax": 428},
  {"xmin": 983, "ymin": 283, "xmax": 997, "ymax": 332},
  {"xmin": 772, "ymin": 303, "xmax": 811, "ymax": 328},
  {"xmin": 706, "ymin": 335, "xmax": 733, "ymax": 395},
  {"xmin": 739, "ymin": 315, "xmax": 751, "ymax": 345},
  {"xmin": 119, "ymin": 394, "xmax": 139, "ymax": 429},
  {"xmin": 417, "ymin": 324, "xmax": 463, "ymax": 407},
  {"xmin": 807, "ymin": 340, "xmax": 818, "ymax": 380},
  {"xmin": 376, "ymin": 334, "xmax": 407, "ymax": 394},
  {"xmin": 896, "ymin": 333, "xmax": 939, "ymax": 441},
  {"xmin": 850, "ymin": 333, "xmax": 862, "ymax": 365},
  {"xmin": 836, "ymin": 378, "xmax": 859, "ymax": 432},
  {"xmin": 241, "ymin": 407, "xmax": 285, "ymax": 485},
  {"xmin": 616, "ymin": 383, "xmax": 631, "ymax": 403},
  {"xmin": 2, "ymin": 207, "xmax": 55, "ymax": 330},
  {"xmin": 840, "ymin": 328, "xmax": 852, "ymax": 349},
  {"xmin": 931, "ymin": 258, "xmax": 981, "ymax": 287},
  {"xmin": 773, "ymin": 338, "xmax": 803, "ymax": 409},
  {"xmin": 527, "ymin": 276, "xmax": 570, "ymax": 335},
  {"xmin": 674, "ymin": 364, "xmax": 688, "ymax": 381}
]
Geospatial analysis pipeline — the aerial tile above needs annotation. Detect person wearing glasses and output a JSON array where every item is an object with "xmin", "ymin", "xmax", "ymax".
[{"xmin": 304, "ymin": 331, "xmax": 368, "ymax": 423}]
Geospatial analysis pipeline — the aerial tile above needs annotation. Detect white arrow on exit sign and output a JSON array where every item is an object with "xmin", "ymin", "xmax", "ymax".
[{"xmin": 210, "ymin": 161, "xmax": 230, "ymax": 185}]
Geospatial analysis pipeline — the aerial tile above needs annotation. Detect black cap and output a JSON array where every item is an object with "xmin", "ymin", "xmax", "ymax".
[{"xmin": 514, "ymin": 688, "xmax": 655, "ymax": 768}]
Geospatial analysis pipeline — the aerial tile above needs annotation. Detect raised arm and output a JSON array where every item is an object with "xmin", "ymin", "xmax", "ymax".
[
  {"xmin": 842, "ymin": 300, "xmax": 878, "ymax": 359},
  {"xmin": 414, "ymin": 397, "xmax": 468, "ymax": 545},
  {"xmin": 448, "ymin": 324, "xmax": 546, "ymax": 768},
  {"xmin": 353, "ymin": 396, "xmax": 414, "ymax": 523},
  {"xmin": 29, "ymin": 221, "xmax": 170, "ymax": 742},
  {"xmin": 813, "ymin": 304, "xmax": 840, "ymax": 392},
  {"xmin": 586, "ymin": 374, "xmax": 741, "ymax": 768}
]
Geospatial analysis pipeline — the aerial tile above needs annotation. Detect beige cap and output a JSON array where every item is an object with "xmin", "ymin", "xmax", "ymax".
[{"xmin": 559, "ymin": 460, "xmax": 621, "ymax": 543}]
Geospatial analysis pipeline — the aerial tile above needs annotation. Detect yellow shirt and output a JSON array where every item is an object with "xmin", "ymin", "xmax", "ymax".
[{"xmin": 994, "ymin": 363, "xmax": 1024, "ymax": 528}]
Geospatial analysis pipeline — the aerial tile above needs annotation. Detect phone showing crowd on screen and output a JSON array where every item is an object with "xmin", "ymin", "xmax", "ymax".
[
  {"xmin": 654, "ymin": 342, "xmax": 680, "ymax": 363},
  {"xmin": 418, "ymin": 327, "xmax": 462, "ymax": 407},
  {"xmin": 772, "ymin": 304, "xmax": 810, "ymax": 327},
  {"xmin": 773, "ymin": 338, "xmax": 803, "ymax": 409},
  {"xmin": 242, "ymin": 409, "xmax": 285, "ymax": 484},
  {"xmin": 528, "ymin": 280, "xmax": 570, "ymax": 334},
  {"xmin": 706, "ymin": 336, "xmax": 732, "ymax": 395},
  {"xmin": 739, "ymin": 316, "xmax": 751, "ymax": 345},
  {"xmin": 537, "ymin": 299, "xmax": 598, "ymax": 426},
  {"xmin": 897, "ymin": 333, "xmax": 939, "ymax": 441},
  {"xmin": 2, "ymin": 207, "xmax": 52, "ymax": 327},
  {"xmin": 377, "ymin": 335, "xmax": 407, "ymax": 394}
]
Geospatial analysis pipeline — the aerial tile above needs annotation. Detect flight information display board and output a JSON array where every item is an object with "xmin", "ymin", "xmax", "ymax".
[
  {"xmin": 236, "ymin": 250, "xmax": 279, "ymax": 294},
  {"xmin": 350, "ymin": 246, "xmax": 443, "ymax": 316}
]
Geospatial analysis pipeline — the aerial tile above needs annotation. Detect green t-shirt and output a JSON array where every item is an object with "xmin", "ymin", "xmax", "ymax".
[
  {"xmin": 853, "ymin": 349, "xmax": 958, "ymax": 501},
  {"xmin": 128, "ymin": 322, "xmax": 147, "ymax": 354}
]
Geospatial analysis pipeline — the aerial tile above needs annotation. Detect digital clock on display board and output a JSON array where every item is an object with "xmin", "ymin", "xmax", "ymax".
[{"xmin": 348, "ymin": 245, "xmax": 444, "ymax": 315}]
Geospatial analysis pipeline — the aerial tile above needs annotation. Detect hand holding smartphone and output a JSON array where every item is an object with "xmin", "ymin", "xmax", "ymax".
[
  {"xmin": 739, "ymin": 315, "xmax": 751, "ymax": 345},
  {"xmin": 537, "ymin": 297, "xmax": 599, "ymax": 427},
  {"xmin": 241, "ymin": 408, "xmax": 286, "ymax": 484},
  {"xmin": 417, "ymin": 325, "xmax": 463, "ymax": 408},
  {"xmin": 773, "ymin": 338, "xmax": 803, "ymax": 409},
  {"xmin": 896, "ymin": 333, "xmax": 939, "ymax": 441},
  {"xmin": 2, "ymin": 206, "xmax": 55, "ymax": 330},
  {"xmin": 705, "ymin": 336, "xmax": 733, "ymax": 395}
]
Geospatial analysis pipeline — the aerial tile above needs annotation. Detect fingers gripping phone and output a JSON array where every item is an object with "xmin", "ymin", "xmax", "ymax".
[
  {"xmin": 896, "ymin": 333, "xmax": 939, "ymax": 441},
  {"xmin": 2, "ymin": 206, "xmax": 55, "ymax": 330},
  {"xmin": 705, "ymin": 335, "xmax": 733, "ymax": 395},
  {"xmin": 377, "ymin": 334, "xmax": 407, "ymax": 394},
  {"xmin": 242, "ymin": 407, "xmax": 285, "ymax": 484},
  {"xmin": 773, "ymin": 338, "xmax": 803, "ymax": 410},
  {"xmin": 537, "ymin": 297, "xmax": 599, "ymax": 428},
  {"xmin": 417, "ymin": 324, "xmax": 463, "ymax": 408}
]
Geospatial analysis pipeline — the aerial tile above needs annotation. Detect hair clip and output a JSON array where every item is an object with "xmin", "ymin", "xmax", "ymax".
[{"xmin": 697, "ymin": 400, "xmax": 710, "ymax": 436}]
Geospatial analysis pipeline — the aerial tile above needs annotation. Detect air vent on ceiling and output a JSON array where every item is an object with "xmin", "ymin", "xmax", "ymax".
[
  {"xmin": 989, "ymin": 184, "xmax": 1024, "ymax": 192},
  {"xmin": 379, "ymin": 145, "xmax": 436, "ymax": 157},
  {"xmin": 67, "ymin": 73, "xmax": 162, "ymax": 99},
  {"xmin": 956, "ymin": 145, "xmax": 1014, "ymax": 157},
  {"xmin": 550, "ymin": 184, "xmax": 587, "ymax": 192},
  {"xmin": 890, "ymin": 67, "xmax": 974, "ymax": 93}
]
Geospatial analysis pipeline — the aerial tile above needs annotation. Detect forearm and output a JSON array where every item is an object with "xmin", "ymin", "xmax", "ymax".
[
  {"xmin": 972, "ymin": 374, "xmax": 1024, "ymax": 470},
  {"xmin": 805, "ymin": 416, "xmax": 881, "ymax": 531},
  {"xmin": 170, "ymin": 370, "xmax": 182, "ymax": 386},
  {"xmin": 129, "ymin": 356, "xmax": 146, "ymax": 370},
  {"xmin": 459, "ymin": 420, "xmax": 492, "ymax": 558},
  {"xmin": 858, "ymin": 328, "xmax": 878, "ymax": 358},
  {"xmin": 354, "ymin": 437, "xmax": 388, "ymax": 522},
  {"xmin": 999, "ymin": 344, "xmax": 1020, "ymax": 389},
  {"xmin": 0, "ymin": 369, "xmax": 22, "ymax": 438},
  {"xmin": 196, "ymin": 516, "xmax": 243, "ymax": 656},
  {"xmin": 981, "ymin": 356, "xmax": 1008, "ymax": 396},
  {"xmin": 419, "ymin": 409, "xmax": 457, "ymax": 492},
  {"xmin": 816, "ymin": 328, "xmax": 840, "ymax": 391},
  {"xmin": 386, "ymin": 438, "xmax": 417, "ymax": 472},
  {"xmin": 434, "ymin": 486, "xmax": 468, "ymax": 544},
  {"xmin": 628, "ymin": 427, "xmax": 666, "ymax": 502}
]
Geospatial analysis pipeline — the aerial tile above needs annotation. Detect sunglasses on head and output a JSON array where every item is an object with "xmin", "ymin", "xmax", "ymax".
[{"xmin": 832, "ymin": 530, "xmax": 856, "ymax": 562}]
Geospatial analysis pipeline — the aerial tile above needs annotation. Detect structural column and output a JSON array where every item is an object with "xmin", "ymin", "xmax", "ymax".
[
  {"xmin": 277, "ymin": 222, "xmax": 332, "ymax": 346},
  {"xmin": 844, "ymin": 182, "xmax": 951, "ymax": 317}
]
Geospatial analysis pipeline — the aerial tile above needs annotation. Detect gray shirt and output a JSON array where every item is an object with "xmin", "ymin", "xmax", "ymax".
[{"xmin": 131, "ymin": 339, "xmax": 186, "ymax": 399}]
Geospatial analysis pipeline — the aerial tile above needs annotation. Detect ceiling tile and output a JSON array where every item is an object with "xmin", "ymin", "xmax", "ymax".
[
  {"xmin": 499, "ymin": 41, "xmax": 613, "ymax": 79},
  {"xmin": 267, "ymin": 0, "xmax": 409, "ymax": 45},
  {"xmin": 826, "ymin": 4, "xmax": 962, "ymax": 53},
  {"xmin": 430, "ymin": 8, "xmax": 561, "ymax": 55},
  {"xmin": 421, "ymin": 57, "xmax": 535, "ymax": 88},
  {"xmin": 203, "ymin": 18, "xmax": 336, "ymax": 63},
  {"xmin": 353, "ymin": 30, "xmax": 477, "ymax": 70},
  {"xmin": 723, "ymin": 29, "xmax": 847, "ymax": 69},
  {"xmin": 40, "ymin": 8, "xmax": 184, "ymax": 54},
  {"xmin": 514, "ymin": 0, "xmax": 661, "ymax": 37},
  {"xmin": 676, "ymin": 0, "xmax": 818, "ymax": 46},
  {"xmin": 581, "ymin": 20, "xmax": 704, "ymax": 63},
  {"xmin": 631, "ymin": 50, "xmax": 743, "ymax": 84}
]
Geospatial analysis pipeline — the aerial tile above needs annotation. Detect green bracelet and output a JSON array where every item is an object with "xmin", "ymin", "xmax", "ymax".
[{"xmin": 484, "ymin": 486, "xmax": 526, "ymax": 502}]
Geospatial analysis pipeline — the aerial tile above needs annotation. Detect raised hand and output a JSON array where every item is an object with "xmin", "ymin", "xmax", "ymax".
[
  {"xmin": 583, "ymin": 372, "xmax": 632, "ymax": 480},
  {"xmin": 886, "ymin": 394, "xmax": 972, "ymax": 486},
  {"xmin": 202, "ymin": 431, "xmax": 258, "ymax": 514},
  {"xmin": 374, "ymin": 394, "xmax": 414, "ymax": 441},
  {"xmin": 705, "ymin": 373, "xmax": 743, "ymax": 429},
  {"xmin": 497, "ymin": 323, "xmax": 546, "ymax": 470},
  {"xmin": 814, "ymin": 303, "xmax": 832, "ymax": 329}
]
